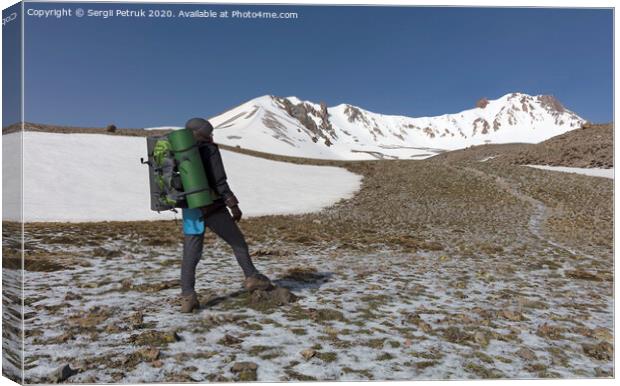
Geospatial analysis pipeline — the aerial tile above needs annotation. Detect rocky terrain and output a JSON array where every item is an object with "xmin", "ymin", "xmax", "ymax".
[
  {"xmin": 429, "ymin": 122, "xmax": 613, "ymax": 169},
  {"xmin": 2, "ymin": 135, "xmax": 613, "ymax": 382},
  {"xmin": 506, "ymin": 123, "xmax": 613, "ymax": 168}
]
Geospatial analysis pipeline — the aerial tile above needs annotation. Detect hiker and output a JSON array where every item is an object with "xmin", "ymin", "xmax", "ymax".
[{"xmin": 180, "ymin": 117, "xmax": 272, "ymax": 313}]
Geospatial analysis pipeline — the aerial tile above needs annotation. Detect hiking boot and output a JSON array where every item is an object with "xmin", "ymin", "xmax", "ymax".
[
  {"xmin": 243, "ymin": 273, "xmax": 273, "ymax": 291},
  {"xmin": 180, "ymin": 292, "xmax": 200, "ymax": 313}
]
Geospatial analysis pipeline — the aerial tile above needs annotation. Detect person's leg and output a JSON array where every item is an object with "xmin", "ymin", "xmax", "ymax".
[
  {"xmin": 204, "ymin": 209, "xmax": 258, "ymax": 278},
  {"xmin": 181, "ymin": 233, "xmax": 204, "ymax": 295}
]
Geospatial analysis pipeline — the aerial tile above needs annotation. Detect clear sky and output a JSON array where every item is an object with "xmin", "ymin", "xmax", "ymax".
[{"xmin": 21, "ymin": 3, "xmax": 613, "ymax": 128}]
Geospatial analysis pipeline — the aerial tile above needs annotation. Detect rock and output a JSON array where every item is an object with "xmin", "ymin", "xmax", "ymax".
[
  {"xmin": 79, "ymin": 375, "xmax": 97, "ymax": 383},
  {"xmin": 308, "ymin": 308, "xmax": 345, "ymax": 322},
  {"xmin": 536, "ymin": 323, "xmax": 564, "ymax": 340},
  {"xmin": 324, "ymin": 326, "xmax": 338, "ymax": 336},
  {"xmin": 105, "ymin": 324, "xmax": 122, "ymax": 333},
  {"xmin": 271, "ymin": 287, "xmax": 297, "ymax": 304},
  {"xmin": 251, "ymin": 248, "xmax": 288, "ymax": 257},
  {"xmin": 129, "ymin": 330, "xmax": 181, "ymax": 346},
  {"xmin": 281, "ymin": 267, "xmax": 325, "ymax": 283},
  {"xmin": 443, "ymin": 327, "xmax": 470, "ymax": 344},
  {"xmin": 516, "ymin": 347, "xmax": 537, "ymax": 361},
  {"xmin": 248, "ymin": 286, "xmax": 298, "ymax": 311},
  {"xmin": 301, "ymin": 348, "xmax": 316, "ymax": 360},
  {"xmin": 121, "ymin": 278, "xmax": 133, "ymax": 290},
  {"xmin": 140, "ymin": 347, "xmax": 160, "ymax": 361},
  {"xmin": 128, "ymin": 311, "xmax": 144, "ymax": 329},
  {"xmin": 231, "ymin": 361, "xmax": 258, "ymax": 381},
  {"xmin": 68, "ymin": 306, "xmax": 113, "ymax": 330},
  {"xmin": 407, "ymin": 313, "xmax": 433, "ymax": 333},
  {"xmin": 64, "ymin": 292, "xmax": 82, "ymax": 301},
  {"xmin": 132, "ymin": 279, "xmax": 179, "ymax": 293},
  {"xmin": 418, "ymin": 321, "xmax": 433, "ymax": 333},
  {"xmin": 123, "ymin": 347, "xmax": 161, "ymax": 366},
  {"xmin": 593, "ymin": 328, "xmax": 613, "ymax": 343},
  {"xmin": 219, "ymin": 334, "xmax": 243, "ymax": 346},
  {"xmin": 582, "ymin": 342, "xmax": 613, "ymax": 361},
  {"xmin": 565, "ymin": 269, "xmax": 602, "ymax": 281},
  {"xmin": 501, "ymin": 310, "xmax": 525, "ymax": 321},
  {"xmin": 111, "ymin": 372, "xmax": 124, "ymax": 382},
  {"xmin": 50, "ymin": 364, "xmax": 77, "ymax": 383},
  {"xmin": 476, "ymin": 97, "xmax": 490, "ymax": 109},
  {"xmin": 231, "ymin": 362, "xmax": 258, "ymax": 372},
  {"xmin": 419, "ymin": 321, "xmax": 433, "ymax": 333},
  {"xmin": 92, "ymin": 247, "xmax": 121, "ymax": 258},
  {"xmin": 537, "ymin": 95, "xmax": 565, "ymax": 113},
  {"xmin": 48, "ymin": 331, "xmax": 73, "ymax": 344},
  {"xmin": 473, "ymin": 331, "xmax": 489, "ymax": 347}
]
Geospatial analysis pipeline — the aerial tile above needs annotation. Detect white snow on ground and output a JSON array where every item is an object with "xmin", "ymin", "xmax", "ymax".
[
  {"xmin": 1, "ymin": 132, "xmax": 362, "ymax": 222},
  {"xmin": 526, "ymin": 165, "xmax": 614, "ymax": 179},
  {"xmin": 17, "ymin": 243, "xmax": 614, "ymax": 382},
  {"xmin": 2, "ymin": 131, "xmax": 22, "ymax": 221}
]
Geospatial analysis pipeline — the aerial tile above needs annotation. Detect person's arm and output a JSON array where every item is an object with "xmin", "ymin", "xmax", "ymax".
[{"xmin": 207, "ymin": 143, "xmax": 239, "ymax": 208}]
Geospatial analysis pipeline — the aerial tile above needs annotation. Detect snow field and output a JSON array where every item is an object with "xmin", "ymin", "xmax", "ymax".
[{"xmin": 1, "ymin": 132, "xmax": 362, "ymax": 222}]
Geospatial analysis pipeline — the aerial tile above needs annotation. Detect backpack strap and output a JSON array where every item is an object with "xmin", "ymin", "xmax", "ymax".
[
  {"xmin": 170, "ymin": 142, "xmax": 200, "ymax": 154},
  {"xmin": 178, "ymin": 186, "xmax": 212, "ymax": 198}
]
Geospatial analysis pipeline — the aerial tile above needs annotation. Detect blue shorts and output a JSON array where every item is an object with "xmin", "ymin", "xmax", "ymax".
[{"xmin": 182, "ymin": 208, "xmax": 205, "ymax": 235}]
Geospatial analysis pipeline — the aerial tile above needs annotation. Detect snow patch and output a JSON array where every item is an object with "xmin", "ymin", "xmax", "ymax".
[
  {"xmin": 2, "ymin": 132, "xmax": 362, "ymax": 222},
  {"xmin": 525, "ymin": 165, "xmax": 614, "ymax": 179}
]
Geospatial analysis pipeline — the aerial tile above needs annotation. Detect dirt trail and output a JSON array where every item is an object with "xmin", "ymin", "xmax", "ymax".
[{"xmin": 461, "ymin": 166, "xmax": 596, "ymax": 261}]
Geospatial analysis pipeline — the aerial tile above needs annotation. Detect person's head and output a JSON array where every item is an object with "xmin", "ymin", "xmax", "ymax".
[{"xmin": 185, "ymin": 117, "xmax": 214, "ymax": 142}]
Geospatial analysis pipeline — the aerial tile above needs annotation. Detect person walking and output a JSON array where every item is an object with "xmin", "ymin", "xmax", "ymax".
[{"xmin": 180, "ymin": 117, "xmax": 272, "ymax": 313}]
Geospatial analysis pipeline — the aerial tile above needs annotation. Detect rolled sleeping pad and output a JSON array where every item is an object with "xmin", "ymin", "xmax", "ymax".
[{"xmin": 167, "ymin": 129, "xmax": 213, "ymax": 208}]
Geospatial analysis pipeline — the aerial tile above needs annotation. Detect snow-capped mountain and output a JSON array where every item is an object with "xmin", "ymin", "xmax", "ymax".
[{"xmin": 204, "ymin": 92, "xmax": 585, "ymax": 160}]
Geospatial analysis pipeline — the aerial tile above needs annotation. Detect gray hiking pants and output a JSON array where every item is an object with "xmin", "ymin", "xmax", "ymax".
[{"xmin": 181, "ymin": 207, "xmax": 258, "ymax": 295}]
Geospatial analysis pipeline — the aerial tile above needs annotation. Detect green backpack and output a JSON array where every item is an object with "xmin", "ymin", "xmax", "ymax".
[{"xmin": 141, "ymin": 130, "xmax": 216, "ymax": 212}]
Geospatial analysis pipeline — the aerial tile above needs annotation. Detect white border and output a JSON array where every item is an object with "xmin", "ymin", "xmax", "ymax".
[{"xmin": 0, "ymin": 2, "xmax": 615, "ymax": 386}]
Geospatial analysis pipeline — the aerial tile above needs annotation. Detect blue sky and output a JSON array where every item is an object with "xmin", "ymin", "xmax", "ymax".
[
  {"xmin": 2, "ymin": 3, "xmax": 22, "ymax": 126},
  {"xmin": 21, "ymin": 3, "xmax": 613, "ymax": 127}
]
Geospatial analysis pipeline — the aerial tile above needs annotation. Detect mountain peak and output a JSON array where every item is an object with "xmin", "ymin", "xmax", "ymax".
[{"xmin": 209, "ymin": 92, "xmax": 585, "ymax": 160}]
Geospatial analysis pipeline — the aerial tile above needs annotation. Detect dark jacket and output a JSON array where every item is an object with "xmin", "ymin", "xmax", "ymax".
[{"xmin": 197, "ymin": 140, "xmax": 238, "ymax": 216}]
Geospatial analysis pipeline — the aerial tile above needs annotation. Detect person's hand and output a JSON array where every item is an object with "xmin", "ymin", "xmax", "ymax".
[{"xmin": 230, "ymin": 206, "xmax": 242, "ymax": 222}]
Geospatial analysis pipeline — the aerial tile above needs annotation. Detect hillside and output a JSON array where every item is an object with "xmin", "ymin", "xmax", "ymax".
[
  {"xmin": 432, "ymin": 122, "xmax": 613, "ymax": 169},
  {"xmin": 507, "ymin": 123, "xmax": 613, "ymax": 168}
]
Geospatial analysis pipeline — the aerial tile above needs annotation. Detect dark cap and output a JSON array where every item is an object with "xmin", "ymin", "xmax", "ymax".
[{"xmin": 185, "ymin": 117, "xmax": 214, "ymax": 137}]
